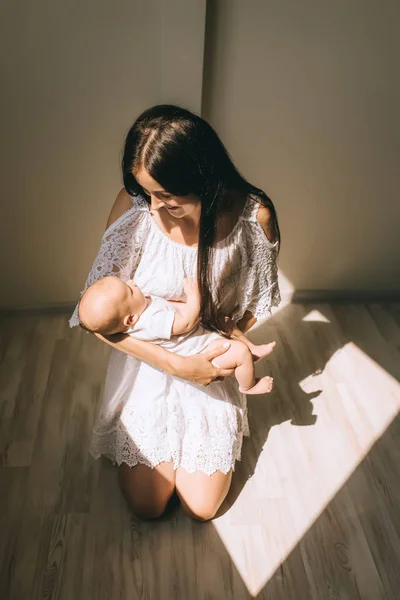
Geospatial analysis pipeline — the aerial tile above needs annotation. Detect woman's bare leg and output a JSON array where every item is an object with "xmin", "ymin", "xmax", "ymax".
[
  {"xmin": 118, "ymin": 461, "xmax": 176, "ymax": 519},
  {"xmin": 175, "ymin": 467, "xmax": 233, "ymax": 521}
]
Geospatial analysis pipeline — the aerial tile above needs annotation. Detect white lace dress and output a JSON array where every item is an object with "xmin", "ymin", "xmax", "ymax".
[{"xmin": 70, "ymin": 193, "xmax": 280, "ymax": 475}]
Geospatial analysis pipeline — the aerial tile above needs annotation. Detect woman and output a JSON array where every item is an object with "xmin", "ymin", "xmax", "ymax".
[{"xmin": 70, "ymin": 105, "xmax": 281, "ymax": 521}]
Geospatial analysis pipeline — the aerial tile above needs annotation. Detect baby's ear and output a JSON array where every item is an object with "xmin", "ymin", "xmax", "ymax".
[{"xmin": 124, "ymin": 313, "xmax": 139, "ymax": 327}]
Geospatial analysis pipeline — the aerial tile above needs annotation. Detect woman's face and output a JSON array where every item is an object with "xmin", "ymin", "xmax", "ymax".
[{"xmin": 134, "ymin": 167, "xmax": 200, "ymax": 219}]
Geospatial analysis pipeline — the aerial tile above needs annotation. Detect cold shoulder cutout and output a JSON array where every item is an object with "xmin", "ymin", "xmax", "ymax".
[{"xmin": 209, "ymin": 194, "xmax": 281, "ymax": 320}]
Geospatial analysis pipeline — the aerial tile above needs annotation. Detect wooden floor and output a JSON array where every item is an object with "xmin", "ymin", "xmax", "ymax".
[{"xmin": 0, "ymin": 303, "xmax": 400, "ymax": 600}]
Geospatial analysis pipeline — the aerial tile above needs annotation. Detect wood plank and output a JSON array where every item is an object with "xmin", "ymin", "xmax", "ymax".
[
  {"xmin": 0, "ymin": 467, "xmax": 29, "ymax": 600},
  {"xmin": 0, "ymin": 306, "xmax": 400, "ymax": 599}
]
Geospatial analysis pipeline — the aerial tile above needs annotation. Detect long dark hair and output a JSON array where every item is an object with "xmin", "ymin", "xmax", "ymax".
[{"xmin": 122, "ymin": 105, "xmax": 280, "ymax": 332}]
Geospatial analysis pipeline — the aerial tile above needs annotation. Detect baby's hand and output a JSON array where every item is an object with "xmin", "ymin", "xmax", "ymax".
[{"xmin": 183, "ymin": 277, "xmax": 200, "ymax": 298}]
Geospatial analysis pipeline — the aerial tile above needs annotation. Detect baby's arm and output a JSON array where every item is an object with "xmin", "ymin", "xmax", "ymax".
[{"xmin": 171, "ymin": 277, "xmax": 201, "ymax": 335}]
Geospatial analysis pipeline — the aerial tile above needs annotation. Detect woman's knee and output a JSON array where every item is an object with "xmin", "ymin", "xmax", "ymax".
[
  {"xmin": 179, "ymin": 497, "xmax": 218, "ymax": 522},
  {"xmin": 126, "ymin": 497, "xmax": 170, "ymax": 520},
  {"xmin": 118, "ymin": 461, "xmax": 175, "ymax": 520},
  {"xmin": 175, "ymin": 467, "xmax": 232, "ymax": 522}
]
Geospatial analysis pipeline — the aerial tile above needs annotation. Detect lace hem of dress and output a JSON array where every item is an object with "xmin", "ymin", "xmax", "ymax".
[{"xmin": 89, "ymin": 426, "xmax": 245, "ymax": 476}]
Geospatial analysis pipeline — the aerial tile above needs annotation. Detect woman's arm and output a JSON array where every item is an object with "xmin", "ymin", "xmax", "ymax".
[
  {"xmin": 233, "ymin": 202, "xmax": 276, "ymax": 335},
  {"xmin": 221, "ymin": 313, "xmax": 256, "ymax": 340},
  {"xmin": 105, "ymin": 188, "xmax": 134, "ymax": 229},
  {"xmin": 236, "ymin": 311, "xmax": 257, "ymax": 334},
  {"xmin": 94, "ymin": 331, "xmax": 233, "ymax": 386}
]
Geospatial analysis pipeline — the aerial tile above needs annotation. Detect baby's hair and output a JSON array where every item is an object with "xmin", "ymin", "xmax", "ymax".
[
  {"xmin": 77, "ymin": 299, "xmax": 96, "ymax": 333},
  {"xmin": 77, "ymin": 278, "xmax": 124, "ymax": 336},
  {"xmin": 77, "ymin": 301, "xmax": 94, "ymax": 334}
]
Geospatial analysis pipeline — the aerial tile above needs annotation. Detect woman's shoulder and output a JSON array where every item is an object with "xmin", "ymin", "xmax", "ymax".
[
  {"xmin": 105, "ymin": 189, "xmax": 133, "ymax": 229},
  {"xmin": 241, "ymin": 193, "xmax": 277, "ymax": 245},
  {"xmin": 105, "ymin": 189, "xmax": 148, "ymax": 229},
  {"xmin": 215, "ymin": 191, "xmax": 273, "ymax": 245},
  {"xmin": 255, "ymin": 204, "xmax": 275, "ymax": 244}
]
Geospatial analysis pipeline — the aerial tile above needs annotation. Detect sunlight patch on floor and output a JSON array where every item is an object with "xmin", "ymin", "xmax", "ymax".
[
  {"xmin": 302, "ymin": 309, "xmax": 331, "ymax": 323},
  {"xmin": 213, "ymin": 342, "xmax": 400, "ymax": 596}
]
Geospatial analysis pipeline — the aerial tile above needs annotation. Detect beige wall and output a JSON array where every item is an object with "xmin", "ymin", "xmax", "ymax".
[
  {"xmin": 0, "ymin": 0, "xmax": 206, "ymax": 308},
  {"xmin": 1, "ymin": 0, "xmax": 399, "ymax": 308},
  {"xmin": 203, "ymin": 0, "xmax": 400, "ymax": 294}
]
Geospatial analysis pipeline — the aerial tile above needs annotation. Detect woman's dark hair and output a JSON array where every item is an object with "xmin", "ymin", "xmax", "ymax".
[{"xmin": 122, "ymin": 104, "xmax": 280, "ymax": 333}]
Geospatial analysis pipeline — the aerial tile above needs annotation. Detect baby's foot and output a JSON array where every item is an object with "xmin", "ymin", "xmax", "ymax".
[
  {"xmin": 251, "ymin": 341, "xmax": 276, "ymax": 363},
  {"xmin": 240, "ymin": 376, "xmax": 274, "ymax": 395}
]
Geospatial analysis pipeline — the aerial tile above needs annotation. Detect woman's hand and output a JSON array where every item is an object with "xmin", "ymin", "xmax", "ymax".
[{"xmin": 172, "ymin": 342, "xmax": 234, "ymax": 386}]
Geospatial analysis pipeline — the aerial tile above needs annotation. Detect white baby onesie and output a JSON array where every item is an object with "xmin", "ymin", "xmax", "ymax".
[{"xmin": 127, "ymin": 295, "xmax": 221, "ymax": 356}]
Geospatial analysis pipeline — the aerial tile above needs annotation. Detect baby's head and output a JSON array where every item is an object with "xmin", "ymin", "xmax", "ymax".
[{"xmin": 78, "ymin": 276, "xmax": 147, "ymax": 335}]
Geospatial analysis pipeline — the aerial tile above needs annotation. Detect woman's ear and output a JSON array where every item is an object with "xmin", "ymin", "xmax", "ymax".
[{"xmin": 124, "ymin": 313, "xmax": 139, "ymax": 327}]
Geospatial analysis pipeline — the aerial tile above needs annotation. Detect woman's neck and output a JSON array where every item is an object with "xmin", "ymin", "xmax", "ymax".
[
  {"xmin": 179, "ymin": 202, "xmax": 202, "ymax": 229},
  {"xmin": 152, "ymin": 189, "xmax": 246, "ymax": 248},
  {"xmin": 153, "ymin": 206, "xmax": 200, "ymax": 248},
  {"xmin": 163, "ymin": 202, "xmax": 201, "ymax": 234}
]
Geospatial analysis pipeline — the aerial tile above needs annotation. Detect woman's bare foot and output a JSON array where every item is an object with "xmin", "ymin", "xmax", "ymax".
[
  {"xmin": 250, "ymin": 341, "xmax": 276, "ymax": 362},
  {"xmin": 240, "ymin": 376, "xmax": 274, "ymax": 395}
]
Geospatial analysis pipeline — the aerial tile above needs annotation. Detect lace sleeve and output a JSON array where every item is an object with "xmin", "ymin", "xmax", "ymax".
[
  {"xmin": 240, "ymin": 223, "xmax": 281, "ymax": 319},
  {"xmin": 69, "ymin": 196, "xmax": 150, "ymax": 327},
  {"xmin": 230, "ymin": 196, "xmax": 281, "ymax": 321}
]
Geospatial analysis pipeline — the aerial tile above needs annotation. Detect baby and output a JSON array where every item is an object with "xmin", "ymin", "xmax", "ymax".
[{"xmin": 78, "ymin": 276, "xmax": 275, "ymax": 394}]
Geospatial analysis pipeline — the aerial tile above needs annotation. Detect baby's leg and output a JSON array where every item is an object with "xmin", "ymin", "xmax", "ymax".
[
  {"xmin": 205, "ymin": 339, "xmax": 273, "ymax": 395},
  {"xmin": 224, "ymin": 317, "xmax": 276, "ymax": 362},
  {"xmin": 245, "ymin": 340, "xmax": 276, "ymax": 362}
]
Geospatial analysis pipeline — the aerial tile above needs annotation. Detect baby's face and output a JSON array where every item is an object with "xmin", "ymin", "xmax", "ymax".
[
  {"xmin": 120, "ymin": 280, "xmax": 147, "ymax": 321},
  {"xmin": 79, "ymin": 276, "xmax": 148, "ymax": 334}
]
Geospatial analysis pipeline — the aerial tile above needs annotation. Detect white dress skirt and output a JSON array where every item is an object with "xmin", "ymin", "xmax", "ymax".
[{"xmin": 70, "ymin": 194, "xmax": 281, "ymax": 476}]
